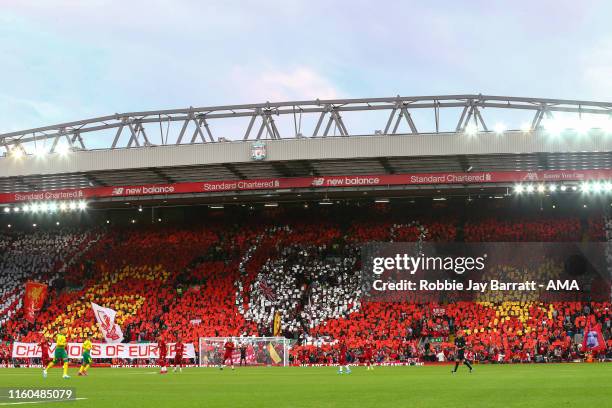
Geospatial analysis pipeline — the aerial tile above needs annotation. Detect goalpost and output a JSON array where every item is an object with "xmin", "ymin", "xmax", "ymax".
[{"xmin": 198, "ymin": 337, "xmax": 290, "ymax": 367}]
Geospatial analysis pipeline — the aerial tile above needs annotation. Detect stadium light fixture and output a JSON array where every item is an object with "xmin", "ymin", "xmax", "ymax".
[
  {"xmin": 494, "ymin": 123, "xmax": 507, "ymax": 135},
  {"xmin": 56, "ymin": 143, "xmax": 70, "ymax": 156},
  {"xmin": 548, "ymin": 184, "xmax": 557, "ymax": 192},
  {"xmin": 48, "ymin": 202, "xmax": 58, "ymax": 212},
  {"xmin": 571, "ymin": 185, "xmax": 578, "ymax": 191},
  {"xmin": 31, "ymin": 203, "xmax": 40, "ymax": 213},
  {"xmin": 34, "ymin": 146, "xmax": 48, "ymax": 159},
  {"xmin": 464, "ymin": 123, "xmax": 478, "ymax": 136},
  {"xmin": 604, "ymin": 182, "xmax": 612, "ymax": 192},
  {"xmin": 22, "ymin": 205, "xmax": 30, "ymax": 213},
  {"xmin": 3, "ymin": 207, "xmax": 9, "ymax": 213},
  {"xmin": 514, "ymin": 184, "xmax": 524, "ymax": 194},
  {"xmin": 542, "ymin": 117, "xmax": 564, "ymax": 136},
  {"xmin": 40, "ymin": 202, "xmax": 49, "ymax": 212},
  {"xmin": 78, "ymin": 201, "xmax": 87, "ymax": 210},
  {"xmin": 573, "ymin": 119, "xmax": 591, "ymax": 135},
  {"xmin": 560, "ymin": 185, "xmax": 567, "ymax": 192},
  {"xmin": 68, "ymin": 201, "xmax": 77, "ymax": 211},
  {"xmin": 59, "ymin": 202, "xmax": 68, "ymax": 211},
  {"xmin": 11, "ymin": 147, "xmax": 24, "ymax": 159},
  {"xmin": 593, "ymin": 182, "xmax": 603, "ymax": 193},
  {"xmin": 580, "ymin": 182, "xmax": 591, "ymax": 193},
  {"xmin": 537, "ymin": 184, "xmax": 546, "ymax": 193},
  {"xmin": 13, "ymin": 207, "xmax": 20, "ymax": 213},
  {"xmin": 525, "ymin": 184, "xmax": 535, "ymax": 194}
]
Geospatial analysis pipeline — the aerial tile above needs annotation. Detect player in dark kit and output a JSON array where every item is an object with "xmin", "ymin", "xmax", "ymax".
[
  {"xmin": 239, "ymin": 343, "xmax": 247, "ymax": 366},
  {"xmin": 173, "ymin": 339, "xmax": 184, "ymax": 373},
  {"xmin": 158, "ymin": 338, "xmax": 168, "ymax": 374},
  {"xmin": 221, "ymin": 339, "xmax": 235, "ymax": 370},
  {"xmin": 451, "ymin": 331, "xmax": 473, "ymax": 374}
]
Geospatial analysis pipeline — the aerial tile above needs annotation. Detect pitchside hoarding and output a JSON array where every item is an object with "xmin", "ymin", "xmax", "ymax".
[
  {"xmin": 11, "ymin": 342, "xmax": 196, "ymax": 360},
  {"xmin": 1, "ymin": 169, "xmax": 611, "ymax": 204}
]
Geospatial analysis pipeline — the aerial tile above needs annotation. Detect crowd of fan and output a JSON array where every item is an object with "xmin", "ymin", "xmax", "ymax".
[
  {"xmin": 0, "ymin": 212, "xmax": 610, "ymax": 366},
  {"xmin": 244, "ymin": 242, "xmax": 362, "ymax": 338},
  {"xmin": 0, "ymin": 229, "xmax": 95, "ymax": 328}
]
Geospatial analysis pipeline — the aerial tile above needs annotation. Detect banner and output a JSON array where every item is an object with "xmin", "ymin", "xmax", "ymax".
[
  {"xmin": 2, "ymin": 169, "xmax": 612, "ymax": 204},
  {"xmin": 582, "ymin": 323, "xmax": 606, "ymax": 352},
  {"xmin": 12, "ymin": 342, "xmax": 195, "ymax": 359},
  {"xmin": 23, "ymin": 282, "xmax": 48, "ymax": 324},
  {"xmin": 267, "ymin": 343, "xmax": 282, "ymax": 364},
  {"xmin": 273, "ymin": 311, "xmax": 281, "ymax": 337},
  {"xmin": 91, "ymin": 303, "xmax": 123, "ymax": 343}
]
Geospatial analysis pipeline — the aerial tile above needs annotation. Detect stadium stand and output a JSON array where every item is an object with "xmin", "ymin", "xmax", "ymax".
[{"xmin": 0, "ymin": 210, "xmax": 610, "ymax": 365}]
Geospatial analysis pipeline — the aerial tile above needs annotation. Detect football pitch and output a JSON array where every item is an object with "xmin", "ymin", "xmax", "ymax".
[{"xmin": 0, "ymin": 364, "xmax": 610, "ymax": 408}]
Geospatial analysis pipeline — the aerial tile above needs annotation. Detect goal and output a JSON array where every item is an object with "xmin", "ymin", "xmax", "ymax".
[{"xmin": 198, "ymin": 337, "xmax": 290, "ymax": 367}]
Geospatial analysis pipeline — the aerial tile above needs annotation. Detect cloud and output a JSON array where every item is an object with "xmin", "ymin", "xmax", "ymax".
[{"xmin": 230, "ymin": 66, "xmax": 342, "ymax": 102}]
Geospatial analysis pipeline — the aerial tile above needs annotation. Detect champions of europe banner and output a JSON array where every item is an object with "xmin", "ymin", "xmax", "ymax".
[{"xmin": 11, "ymin": 342, "xmax": 196, "ymax": 360}]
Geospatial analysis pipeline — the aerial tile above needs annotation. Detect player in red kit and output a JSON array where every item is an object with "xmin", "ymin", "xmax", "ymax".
[
  {"xmin": 38, "ymin": 336, "xmax": 51, "ymax": 367},
  {"xmin": 220, "ymin": 339, "xmax": 235, "ymax": 370},
  {"xmin": 158, "ymin": 338, "xmax": 168, "ymax": 374},
  {"xmin": 363, "ymin": 342, "xmax": 374, "ymax": 371},
  {"xmin": 173, "ymin": 339, "xmax": 184, "ymax": 373},
  {"xmin": 337, "ymin": 337, "xmax": 351, "ymax": 375}
]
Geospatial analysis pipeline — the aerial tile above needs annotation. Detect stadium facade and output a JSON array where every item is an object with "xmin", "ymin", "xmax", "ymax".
[{"xmin": 1, "ymin": 94, "xmax": 612, "ymax": 209}]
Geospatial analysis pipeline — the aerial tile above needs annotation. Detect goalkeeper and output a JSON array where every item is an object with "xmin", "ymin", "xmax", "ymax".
[
  {"xmin": 78, "ymin": 337, "xmax": 93, "ymax": 376},
  {"xmin": 43, "ymin": 328, "xmax": 70, "ymax": 379}
]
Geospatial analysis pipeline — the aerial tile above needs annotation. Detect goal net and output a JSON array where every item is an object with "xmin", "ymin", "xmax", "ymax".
[{"xmin": 198, "ymin": 337, "xmax": 290, "ymax": 367}]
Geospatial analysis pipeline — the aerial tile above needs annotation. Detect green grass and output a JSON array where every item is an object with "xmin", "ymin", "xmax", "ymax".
[{"xmin": 0, "ymin": 364, "xmax": 610, "ymax": 407}]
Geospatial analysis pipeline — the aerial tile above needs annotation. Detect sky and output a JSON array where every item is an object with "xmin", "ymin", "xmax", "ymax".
[{"xmin": 1, "ymin": 0, "xmax": 612, "ymax": 136}]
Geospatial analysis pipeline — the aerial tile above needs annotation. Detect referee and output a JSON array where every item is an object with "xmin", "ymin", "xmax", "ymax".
[{"xmin": 451, "ymin": 330, "xmax": 473, "ymax": 373}]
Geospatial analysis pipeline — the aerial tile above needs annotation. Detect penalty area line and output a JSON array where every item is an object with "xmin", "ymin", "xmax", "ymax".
[{"xmin": 0, "ymin": 398, "xmax": 87, "ymax": 405}]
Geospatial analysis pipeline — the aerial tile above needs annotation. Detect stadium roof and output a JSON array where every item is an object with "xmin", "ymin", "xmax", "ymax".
[{"xmin": 1, "ymin": 94, "xmax": 611, "ymax": 203}]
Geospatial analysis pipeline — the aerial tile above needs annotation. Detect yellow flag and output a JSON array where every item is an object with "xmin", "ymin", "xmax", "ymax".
[
  {"xmin": 273, "ymin": 311, "xmax": 282, "ymax": 337},
  {"xmin": 268, "ymin": 343, "xmax": 282, "ymax": 364}
]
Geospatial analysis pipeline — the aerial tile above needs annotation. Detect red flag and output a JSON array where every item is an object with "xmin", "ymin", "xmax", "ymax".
[
  {"xmin": 582, "ymin": 322, "xmax": 605, "ymax": 352},
  {"xmin": 259, "ymin": 279, "xmax": 277, "ymax": 301},
  {"xmin": 23, "ymin": 281, "xmax": 48, "ymax": 323}
]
